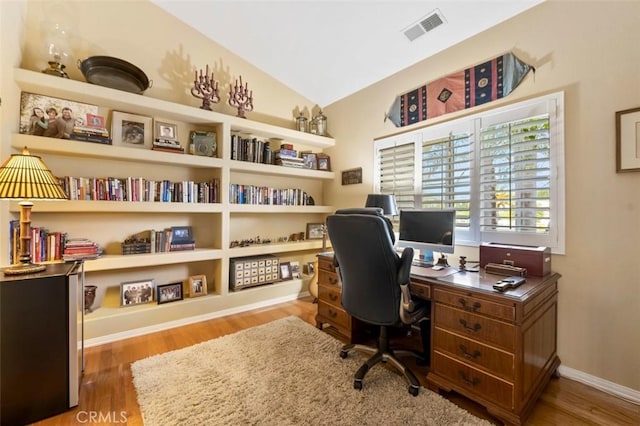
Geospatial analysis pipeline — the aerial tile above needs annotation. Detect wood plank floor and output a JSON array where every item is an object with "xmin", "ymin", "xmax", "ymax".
[{"xmin": 35, "ymin": 297, "xmax": 639, "ymax": 425}]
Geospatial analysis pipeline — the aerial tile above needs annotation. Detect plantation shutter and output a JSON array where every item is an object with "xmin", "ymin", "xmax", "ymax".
[
  {"xmin": 377, "ymin": 141, "xmax": 416, "ymax": 211},
  {"xmin": 479, "ymin": 113, "xmax": 551, "ymax": 235},
  {"xmin": 421, "ymin": 133, "xmax": 472, "ymax": 230}
]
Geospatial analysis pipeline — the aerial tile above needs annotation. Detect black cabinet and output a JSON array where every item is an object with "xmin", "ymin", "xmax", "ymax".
[{"xmin": 0, "ymin": 263, "xmax": 81, "ymax": 425}]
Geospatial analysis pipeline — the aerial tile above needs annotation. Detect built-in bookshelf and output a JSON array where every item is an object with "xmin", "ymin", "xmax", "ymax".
[{"xmin": 7, "ymin": 68, "xmax": 335, "ymax": 342}]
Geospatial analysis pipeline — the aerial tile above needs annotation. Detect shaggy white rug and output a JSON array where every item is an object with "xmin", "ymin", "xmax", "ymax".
[{"xmin": 131, "ymin": 316, "xmax": 491, "ymax": 425}]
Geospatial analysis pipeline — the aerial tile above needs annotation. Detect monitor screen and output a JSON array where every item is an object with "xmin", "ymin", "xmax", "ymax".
[{"xmin": 397, "ymin": 209, "xmax": 456, "ymax": 255}]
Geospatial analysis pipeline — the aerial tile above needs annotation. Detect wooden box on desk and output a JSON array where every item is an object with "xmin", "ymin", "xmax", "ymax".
[{"xmin": 480, "ymin": 242, "xmax": 551, "ymax": 276}]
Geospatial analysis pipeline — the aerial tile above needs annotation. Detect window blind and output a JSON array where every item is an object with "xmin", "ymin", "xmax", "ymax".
[{"xmin": 377, "ymin": 142, "xmax": 415, "ymax": 211}]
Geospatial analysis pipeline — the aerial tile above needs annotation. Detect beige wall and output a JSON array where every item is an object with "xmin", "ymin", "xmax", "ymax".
[{"xmin": 325, "ymin": 0, "xmax": 640, "ymax": 391}]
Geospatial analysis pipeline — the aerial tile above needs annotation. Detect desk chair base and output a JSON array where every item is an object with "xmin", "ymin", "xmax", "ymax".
[{"xmin": 339, "ymin": 326, "xmax": 425, "ymax": 396}]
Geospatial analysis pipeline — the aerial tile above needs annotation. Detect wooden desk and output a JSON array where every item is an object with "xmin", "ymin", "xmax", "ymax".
[{"xmin": 315, "ymin": 253, "xmax": 560, "ymax": 426}]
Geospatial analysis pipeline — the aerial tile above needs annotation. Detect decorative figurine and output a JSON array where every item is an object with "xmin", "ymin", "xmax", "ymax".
[
  {"xmin": 191, "ymin": 65, "xmax": 220, "ymax": 111},
  {"xmin": 228, "ymin": 76, "xmax": 254, "ymax": 118}
]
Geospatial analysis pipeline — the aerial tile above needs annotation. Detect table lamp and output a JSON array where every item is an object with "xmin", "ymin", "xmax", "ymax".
[
  {"xmin": 365, "ymin": 193, "xmax": 398, "ymax": 216},
  {"xmin": 0, "ymin": 147, "xmax": 67, "ymax": 275}
]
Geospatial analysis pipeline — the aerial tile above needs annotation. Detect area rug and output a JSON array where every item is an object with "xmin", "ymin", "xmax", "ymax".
[{"xmin": 131, "ymin": 316, "xmax": 491, "ymax": 425}]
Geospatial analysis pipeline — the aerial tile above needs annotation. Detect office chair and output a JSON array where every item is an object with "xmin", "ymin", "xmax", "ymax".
[{"xmin": 326, "ymin": 208, "xmax": 430, "ymax": 396}]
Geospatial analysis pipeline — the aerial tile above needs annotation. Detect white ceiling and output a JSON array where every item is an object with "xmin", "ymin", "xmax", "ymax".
[{"xmin": 152, "ymin": 0, "xmax": 544, "ymax": 107}]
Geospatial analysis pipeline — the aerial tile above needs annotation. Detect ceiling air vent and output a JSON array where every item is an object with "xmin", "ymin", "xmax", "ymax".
[{"xmin": 403, "ymin": 9, "xmax": 446, "ymax": 42}]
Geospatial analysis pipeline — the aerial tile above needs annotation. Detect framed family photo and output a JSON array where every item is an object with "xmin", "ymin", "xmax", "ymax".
[
  {"xmin": 111, "ymin": 111, "xmax": 153, "ymax": 148},
  {"xmin": 154, "ymin": 120, "xmax": 178, "ymax": 141},
  {"xmin": 19, "ymin": 92, "xmax": 98, "ymax": 138},
  {"xmin": 188, "ymin": 275, "xmax": 208, "ymax": 297},
  {"xmin": 157, "ymin": 282, "xmax": 184, "ymax": 304},
  {"xmin": 279, "ymin": 261, "xmax": 292, "ymax": 281},
  {"xmin": 121, "ymin": 279, "xmax": 155, "ymax": 307}
]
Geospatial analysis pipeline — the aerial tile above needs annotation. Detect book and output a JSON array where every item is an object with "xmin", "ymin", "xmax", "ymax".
[{"xmin": 70, "ymin": 133, "xmax": 112, "ymax": 145}]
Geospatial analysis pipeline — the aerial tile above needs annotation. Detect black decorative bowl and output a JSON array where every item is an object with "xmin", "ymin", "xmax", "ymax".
[{"xmin": 78, "ymin": 56, "xmax": 151, "ymax": 94}]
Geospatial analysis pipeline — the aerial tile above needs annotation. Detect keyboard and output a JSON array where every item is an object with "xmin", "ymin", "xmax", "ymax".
[{"xmin": 411, "ymin": 260, "xmax": 433, "ymax": 268}]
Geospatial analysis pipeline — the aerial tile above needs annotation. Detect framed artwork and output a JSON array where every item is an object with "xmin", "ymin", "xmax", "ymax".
[
  {"xmin": 189, "ymin": 131, "xmax": 217, "ymax": 157},
  {"xmin": 616, "ymin": 107, "xmax": 640, "ymax": 172},
  {"xmin": 188, "ymin": 275, "xmax": 208, "ymax": 297},
  {"xmin": 317, "ymin": 154, "xmax": 331, "ymax": 171},
  {"xmin": 341, "ymin": 167, "xmax": 363, "ymax": 185},
  {"xmin": 279, "ymin": 261, "xmax": 292, "ymax": 281},
  {"xmin": 120, "ymin": 279, "xmax": 155, "ymax": 307},
  {"xmin": 305, "ymin": 261, "xmax": 315, "ymax": 275},
  {"xmin": 111, "ymin": 111, "xmax": 153, "ymax": 148},
  {"xmin": 19, "ymin": 92, "xmax": 98, "ymax": 139},
  {"xmin": 154, "ymin": 120, "xmax": 178, "ymax": 141},
  {"xmin": 302, "ymin": 152, "xmax": 318, "ymax": 169},
  {"xmin": 306, "ymin": 223, "xmax": 325, "ymax": 240},
  {"xmin": 157, "ymin": 282, "xmax": 184, "ymax": 304}
]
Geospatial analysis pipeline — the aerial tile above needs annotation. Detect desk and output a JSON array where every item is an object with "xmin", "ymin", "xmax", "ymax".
[{"xmin": 315, "ymin": 253, "xmax": 560, "ymax": 426}]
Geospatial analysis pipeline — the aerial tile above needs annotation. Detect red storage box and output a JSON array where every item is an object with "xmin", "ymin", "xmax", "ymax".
[{"xmin": 480, "ymin": 243, "xmax": 551, "ymax": 277}]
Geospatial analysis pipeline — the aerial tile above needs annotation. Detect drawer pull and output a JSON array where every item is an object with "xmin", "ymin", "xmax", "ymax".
[
  {"xmin": 328, "ymin": 309, "xmax": 338, "ymax": 318},
  {"xmin": 459, "ymin": 319, "xmax": 481, "ymax": 333},
  {"xmin": 329, "ymin": 277, "xmax": 338, "ymax": 285},
  {"xmin": 459, "ymin": 344, "xmax": 481, "ymax": 359},
  {"xmin": 329, "ymin": 293, "xmax": 338, "ymax": 302},
  {"xmin": 458, "ymin": 298, "xmax": 481, "ymax": 312},
  {"xmin": 458, "ymin": 371, "xmax": 481, "ymax": 387}
]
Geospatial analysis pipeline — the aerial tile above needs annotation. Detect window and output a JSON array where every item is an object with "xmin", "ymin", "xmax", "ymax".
[{"xmin": 374, "ymin": 92, "xmax": 565, "ymax": 253}]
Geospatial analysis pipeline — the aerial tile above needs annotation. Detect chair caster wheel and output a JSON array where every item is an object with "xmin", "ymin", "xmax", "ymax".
[
  {"xmin": 408, "ymin": 385, "xmax": 419, "ymax": 396},
  {"xmin": 339, "ymin": 350, "xmax": 348, "ymax": 359},
  {"xmin": 354, "ymin": 380, "xmax": 363, "ymax": 390}
]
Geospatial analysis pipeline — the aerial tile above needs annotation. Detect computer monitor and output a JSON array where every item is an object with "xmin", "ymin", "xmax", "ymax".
[{"xmin": 397, "ymin": 209, "xmax": 456, "ymax": 264}]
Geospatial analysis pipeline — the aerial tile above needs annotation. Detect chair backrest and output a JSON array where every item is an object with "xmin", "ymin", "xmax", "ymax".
[{"xmin": 326, "ymin": 208, "xmax": 413, "ymax": 326}]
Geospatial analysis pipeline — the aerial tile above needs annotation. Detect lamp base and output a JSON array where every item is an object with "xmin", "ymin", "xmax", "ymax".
[
  {"xmin": 3, "ymin": 263, "xmax": 47, "ymax": 276},
  {"xmin": 42, "ymin": 61, "xmax": 69, "ymax": 78}
]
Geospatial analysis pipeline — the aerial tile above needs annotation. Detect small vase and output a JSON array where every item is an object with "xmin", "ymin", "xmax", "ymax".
[{"xmin": 84, "ymin": 285, "xmax": 98, "ymax": 313}]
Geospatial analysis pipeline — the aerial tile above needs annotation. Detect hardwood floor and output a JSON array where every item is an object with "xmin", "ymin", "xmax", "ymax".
[{"xmin": 35, "ymin": 297, "xmax": 638, "ymax": 425}]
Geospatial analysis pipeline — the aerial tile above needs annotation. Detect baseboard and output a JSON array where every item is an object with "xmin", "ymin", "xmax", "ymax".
[
  {"xmin": 558, "ymin": 365, "xmax": 640, "ymax": 405},
  {"xmin": 84, "ymin": 292, "xmax": 309, "ymax": 347}
]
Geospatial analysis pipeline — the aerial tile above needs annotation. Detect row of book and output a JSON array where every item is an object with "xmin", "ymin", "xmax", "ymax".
[
  {"xmin": 228, "ymin": 185, "xmax": 313, "ymax": 206},
  {"xmin": 124, "ymin": 227, "xmax": 195, "ymax": 254},
  {"xmin": 8, "ymin": 221, "xmax": 101, "ymax": 263},
  {"xmin": 230, "ymin": 134, "xmax": 273, "ymax": 164},
  {"xmin": 59, "ymin": 176, "xmax": 220, "ymax": 204}
]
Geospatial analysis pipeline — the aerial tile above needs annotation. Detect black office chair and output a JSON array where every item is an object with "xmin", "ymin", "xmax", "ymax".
[{"xmin": 326, "ymin": 208, "xmax": 430, "ymax": 396}]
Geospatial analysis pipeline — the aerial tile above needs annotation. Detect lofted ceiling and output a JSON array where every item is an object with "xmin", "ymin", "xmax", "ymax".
[{"xmin": 152, "ymin": 0, "xmax": 544, "ymax": 107}]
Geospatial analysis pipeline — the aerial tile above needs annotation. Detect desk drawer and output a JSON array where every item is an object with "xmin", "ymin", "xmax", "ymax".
[
  {"xmin": 318, "ymin": 284, "xmax": 341, "ymax": 307},
  {"xmin": 319, "ymin": 270, "xmax": 340, "ymax": 287},
  {"xmin": 434, "ymin": 304, "xmax": 515, "ymax": 351},
  {"xmin": 432, "ymin": 352, "xmax": 514, "ymax": 410},
  {"xmin": 434, "ymin": 288, "xmax": 515, "ymax": 322},
  {"xmin": 410, "ymin": 282, "xmax": 431, "ymax": 300},
  {"xmin": 318, "ymin": 257, "xmax": 336, "ymax": 273},
  {"xmin": 317, "ymin": 301, "xmax": 351, "ymax": 331},
  {"xmin": 433, "ymin": 328, "xmax": 514, "ymax": 380}
]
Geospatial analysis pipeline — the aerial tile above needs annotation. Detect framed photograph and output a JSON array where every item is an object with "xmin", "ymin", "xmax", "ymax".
[
  {"xmin": 279, "ymin": 261, "xmax": 292, "ymax": 281},
  {"xmin": 616, "ymin": 107, "xmax": 640, "ymax": 172},
  {"xmin": 302, "ymin": 152, "xmax": 318, "ymax": 169},
  {"xmin": 157, "ymin": 282, "xmax": 184, "ymax": 304},
  {"xmin": 188, "ymin": 275, "xmax": 208, "ymax": 297},
  {"xmin": 317, "ymin": 154, "xmax": 331, "ymax": 171},
  {"xmin": 19, "ymin": 92, "xmax": 98, "ymax": 139},
  {"xmin": 306, "ymin": 223, "xmax": 325, "ymax": 240},
  {"xmin": 305, "ymin": 261, "xmax": 315, "ymax": 275},
  {"xmin": 189, "ymin": 131, "xmax": 217, "ymax": 157},
  {"xmin": 111, "ymin": 111, "xmax": 153, "ymax": 148},
  {"xmin": 154, "ymin": 120, "xmax": 178, "ymax": 141},
  {"xmin": 342, "ymin": 167, "xmax": 363, "ymax": 185},
  {"xmin": 290, "ymin": 261, "xmax": 301, "ymax": 279},
  {"xmin": 120, "ymin": 279, "xmax": 155, "ymax": 307}
]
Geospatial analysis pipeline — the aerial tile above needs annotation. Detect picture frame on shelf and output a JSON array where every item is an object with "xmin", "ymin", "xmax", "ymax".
[
  {"xmin": 19, "ymin": 92, "xmax": 98, "ymax": 138},
  {"xmin": 306, "ymin": 223, "xmax": 325, "ymax": 240},
  {"xmin": 157, "ymin": 282, "xmax": 184, "ymax": 304},
  {"xmin": 302, "ymin": 152, "xmax": 318, "ymax": 169},
  {"xmin": 120, "ymin": 279, "xmax": 155, "ymax": 307},
  {"xmin": 279, "ymin": 261, "xmax": 292, "ymax": 281},
  {"xmin": 290, "ymin": 261, "xmax": 301, "ymax": 279},
  {"xmin": 188, "ymin": 275, "xmax": 208, "ymax": 297},
  {"xmin": 304, "ymin": 261, "xmax": 315, "ymax": 275},
  {"xmin": 189, "ymin": 130, "xmax": 217, "ymax": 157},
  {"xmin": 154, "ymin": 120, "xmax": 178, "ymax": 141},
  {"xmin": 317, "ymin": 154, "xmax": 331, "ymax": 171},
  {"xmin": 111, "ymin": 111, "xmax": 153, "ymax": 148},
  {"xmin": 616, "ymin": 106, "xmax": 640, "ymax": 172}
]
